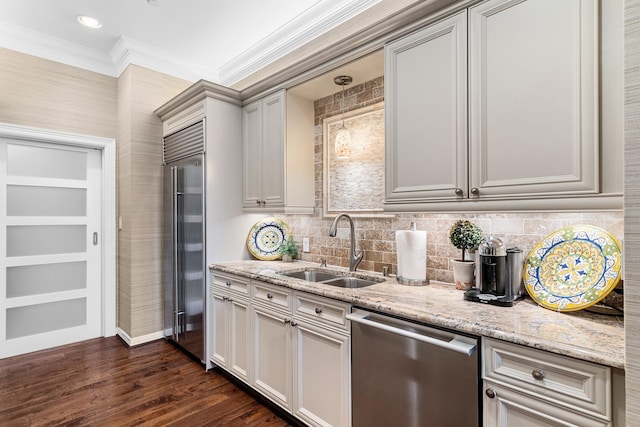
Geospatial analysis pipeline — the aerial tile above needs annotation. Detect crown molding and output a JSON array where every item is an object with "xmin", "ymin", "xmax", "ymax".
[
  {"xmin": 218, "ymin": 0, "xmax": 381, "ymax": 86},
  {"xmin": 0, "ymin": 21, "xmax": 117, "ymax": 76},
  {"xmin": 109, "ymin": 36, "xmax": 218, "ymax": 83}
]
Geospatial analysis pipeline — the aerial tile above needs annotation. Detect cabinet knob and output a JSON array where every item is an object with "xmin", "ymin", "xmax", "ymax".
[
  {"xmin": 256, "ymin": 200, "xmax": 261, "ymax": 205},
  {"xmin": 470, "ymin": 187, "xmax": 480, "ymax": 195},
  {"xmin": 291, "ymin": 321, "xmax": 298, "ymax": 327},
  {"xmin": 454, "ymin": 188, "xmax": 463, "ymax": 196},
  {"xmin": 284, "ymin": 318, "xmax": 291, "ymax": 324},
  {"xmin": 266, "ymin": 293, "xmax": 273, "ymax": 300},
  {"xmin": 226, "ymin": 281, "xmax": 231, "ymax": 287},
  {"xmin": 532, "ymin": 369, "xmax": 545, "ymax": 381},
  {"xmin": 485, "ymin": 388, "xmax": 497, "ymax": 399},
  {"xmin": 222, "ymin": 296, "xmax": 228, "ymax": 301},
  {"xmin": 315, "ymin": 307, "xmax": 323, "ymax": 314}
]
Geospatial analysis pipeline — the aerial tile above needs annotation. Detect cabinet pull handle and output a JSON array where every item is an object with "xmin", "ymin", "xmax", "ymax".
[
  {"xmin": 256, "ymin": 200, "xmax": 261, "ymax": 205},
  {"xmin": 284, "ymin": 318, "xmax": 291, "ymax": 324},
  {"xmin": 532, "ymin": 369, "xmax": 545, "ymax": 381},
  {"xmin": 315, "ymin": 307, "xmax": 322, "ymax": 314},
  {"xmin": 291, "ymin": 321, "xmax": 298, "ymax": 327},
  {"xmin": 222, "ymin": 296, "xmax": 228, "ymax": 301},
  {"xmin": 266, "ymin": 293, "xmax": 273, "ymax": 300},
  {"xmin": 470, "ymin": 187, "xmax": 479, "ymax": 195},
  {"xmin": 485, "ymin": 388, "xmax": 496, "ymax": 399},
  {"xmin": 226, "ymin": 281, "xmax": 232, "ymax": 287},
  {"xmin": 454, "ymin": 188, "xmax": 463, "ymax": 196}
]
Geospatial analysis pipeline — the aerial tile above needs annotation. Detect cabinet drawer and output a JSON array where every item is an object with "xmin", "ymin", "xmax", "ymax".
[
  {"xmin": 294, "ymin": 292, "xmax": 350, "ymax": 333},
  {"xmin": 483, "ymin": 338, "xmax": 611, "ymax": 418},
  {"xmin": 253, "ymin": 281, "xmax": 292, "ymax": 311},
  {"xmin": 212, "ymin": 273, "xmax": 250, "ymax": 297}
]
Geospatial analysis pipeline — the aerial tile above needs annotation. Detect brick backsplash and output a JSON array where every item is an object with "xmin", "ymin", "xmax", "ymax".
[{"xmin": 279, "ymin": 76, "xmax": 624, "ymax": 285}]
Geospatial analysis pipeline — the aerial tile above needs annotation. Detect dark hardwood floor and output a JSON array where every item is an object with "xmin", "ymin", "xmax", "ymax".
[{"xmin": 0, "ymin": 337, "xmax": 293, "ymax": 426}]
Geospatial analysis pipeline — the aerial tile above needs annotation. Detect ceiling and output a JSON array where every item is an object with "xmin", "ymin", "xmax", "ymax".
[{"xmin": 0, "ymin": 0, "xmax": 382, "ymax": 87}]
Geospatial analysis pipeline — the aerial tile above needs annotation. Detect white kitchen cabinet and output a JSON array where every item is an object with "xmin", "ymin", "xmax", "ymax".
[
  {"xmin": 385, "ymin": 11, "xmax": 468, "ymax": 202},
  {"xmin": 483, "ymin": 338, "xmax": 614, "ymax": 426},
  {"xmin": 384, "ymin": 0, "xmax": 614, "ymax": 211},
  {"xmin": 251, "ymin": 280, "xmax": 351, "ymax": 426},
  {"xmin": 252, "ymin": 302, "xmax": 293, "ymax": 410},
  {"xmin": 468, "ymin": 0, "xmax": 598, "ymax": 200},
  {"xmin": 210, "ymin": 273, "xmax": 251, "ymax": 384},
  {"xmin": 242, "ymin": 90, "xmax": 314, "ymax": 213}
]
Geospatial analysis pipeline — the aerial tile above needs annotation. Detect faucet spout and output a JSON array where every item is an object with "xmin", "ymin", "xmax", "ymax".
[{"xmin": 329, "ymin": 213, "xmax": 363, "ymax": 272}]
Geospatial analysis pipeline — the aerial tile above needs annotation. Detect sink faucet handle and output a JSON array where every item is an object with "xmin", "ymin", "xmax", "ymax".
[{"xmin": 320, "ymin": 258, "xmax": 327, "ymax": 267}]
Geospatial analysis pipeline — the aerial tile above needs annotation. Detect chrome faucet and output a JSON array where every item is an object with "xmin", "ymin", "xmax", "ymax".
[{"xmin": 329, "ymin": 213, "xmax": 363, "ymax": 272}]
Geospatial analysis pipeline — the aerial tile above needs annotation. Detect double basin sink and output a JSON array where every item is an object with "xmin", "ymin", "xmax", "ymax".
[{"xmin": 278, "ymin": 268, "xmax": 383, "ymax": 289}]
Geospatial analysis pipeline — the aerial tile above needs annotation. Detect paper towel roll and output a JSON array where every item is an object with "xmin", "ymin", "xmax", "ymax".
[{"xmin": 395, "ymin": 229, "xmax": 427, "ymax": 281}]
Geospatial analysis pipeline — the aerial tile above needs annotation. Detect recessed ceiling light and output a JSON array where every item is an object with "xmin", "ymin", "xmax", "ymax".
[{"xmin": 76, "ymin": 15, "xmax": 102, "ymax": 29}]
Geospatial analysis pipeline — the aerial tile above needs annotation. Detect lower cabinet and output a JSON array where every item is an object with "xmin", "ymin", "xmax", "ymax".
[
  {"xmin": 211, "ymin": 274, "xmax": 351, "ymax": 427},
  {"xmin": 210, "ymin": 274, "xmax": 250, "ymax": 384},
  {"xmin": 483, "ymin": 338, "xmax": 614, "ymax": 427}
]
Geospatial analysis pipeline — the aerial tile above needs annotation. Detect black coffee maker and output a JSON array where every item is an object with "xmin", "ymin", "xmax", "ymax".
[
  {"xmin": 478, "ymin": 236, "xmax": 507, "ymax": 296},
  {"xmin": 464, "ymin": 236, "xmax": 525, "ymax": 307}
]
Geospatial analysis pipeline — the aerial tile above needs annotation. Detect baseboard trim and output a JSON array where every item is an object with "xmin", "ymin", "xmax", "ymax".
[{"xmin": 116, "ymin": 328, "xmax": 165, "ymax": 347}]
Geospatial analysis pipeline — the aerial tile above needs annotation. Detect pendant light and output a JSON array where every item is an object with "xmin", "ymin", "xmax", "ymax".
[{"xmin": 334, "ymin": 75, "xmax": 353, "ymax": 159}]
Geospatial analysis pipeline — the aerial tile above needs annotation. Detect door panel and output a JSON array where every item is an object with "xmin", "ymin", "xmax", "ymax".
[{"xmin": 0, "ymin": 139, "xmax": 102, "ymax": 358}]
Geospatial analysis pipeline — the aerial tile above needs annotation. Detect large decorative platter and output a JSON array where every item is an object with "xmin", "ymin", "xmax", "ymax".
[
  {"xmin": 246, "ymin": 217, "xmax": 290, "ymax": 261},
  {"xmin": 523, "ymin": 225, "xmax": 622, "ymax": 312}
]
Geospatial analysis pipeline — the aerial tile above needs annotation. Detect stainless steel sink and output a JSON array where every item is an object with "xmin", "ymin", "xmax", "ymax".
[
  {"xmin": 279, "ymin": 269, "xmax": 342, "ymax": 282},
  {"xmin": 278, "ymin": 268, "xmax": 382, "ymax": 288},
  {"xmin": 322, "ymin": 277, "xmax": 378, "ymax": 288}
]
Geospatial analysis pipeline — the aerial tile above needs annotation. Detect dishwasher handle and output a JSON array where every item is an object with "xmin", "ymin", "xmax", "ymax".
[{"xmin": 346, "ymin": 311, "xmax": 477, "ymax": 356}]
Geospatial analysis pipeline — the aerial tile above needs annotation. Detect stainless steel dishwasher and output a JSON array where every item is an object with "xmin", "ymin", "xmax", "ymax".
[{"xmin": 347, "ymin": 308, "xmax": 480, "ymax": 427}]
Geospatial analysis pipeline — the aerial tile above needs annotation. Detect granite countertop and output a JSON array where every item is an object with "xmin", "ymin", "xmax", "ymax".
[{"xmin": 210, "ymin": 260, "xmax": 625, "ymax": 369}]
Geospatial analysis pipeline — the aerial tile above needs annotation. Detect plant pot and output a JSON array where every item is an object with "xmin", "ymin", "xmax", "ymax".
[
  {"xmin": 451, "ymin": 259, "xmax": 475, "ymax": 290},
  {"xmin": 281, "ymin": 254, "xmax": 293, "ymax": 262}
]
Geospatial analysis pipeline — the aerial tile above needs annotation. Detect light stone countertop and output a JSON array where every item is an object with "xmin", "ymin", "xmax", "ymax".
[{"xmin": 210, "ymin": 260, "xmax": 625, "ymax": 369}]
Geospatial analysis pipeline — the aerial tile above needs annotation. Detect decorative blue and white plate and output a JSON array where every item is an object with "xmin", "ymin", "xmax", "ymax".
[
  {"xmin": 246, "ymin": 217, "xmax": 290, "ymax": 261},
  {"xmin": 523, "ymin": 225, "xmax": 622, "ymax": 312}
]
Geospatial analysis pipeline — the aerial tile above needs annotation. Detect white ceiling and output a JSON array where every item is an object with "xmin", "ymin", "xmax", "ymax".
[{"xmin": 0, "ymin": 0, "xmax": 381, "ymax": 86}]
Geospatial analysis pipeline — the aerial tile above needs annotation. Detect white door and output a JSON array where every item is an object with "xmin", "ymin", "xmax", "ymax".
[{"xmin": 0, "ymin": 138, "xmax": 102, "ymax": 358}]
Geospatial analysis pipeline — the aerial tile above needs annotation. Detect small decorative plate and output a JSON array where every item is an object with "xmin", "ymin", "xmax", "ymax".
[
  {"xmin": 246, "ymin": 217, "xmax": 290, "ymax": 261},
  {"xmin": 523, "ymin": 225, "xmax": 622, "ymax": 312}
]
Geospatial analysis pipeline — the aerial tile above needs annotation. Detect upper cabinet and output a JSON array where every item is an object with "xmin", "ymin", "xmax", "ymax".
[
  {"xmin": 468, "ymin": 0, "xmax": 598, "ymax": 199},
  {"xmin": 242, "ymin": 90, "xmax": 315, "ymax": 213},
  {"xmin": 385, "ymin": 11, "xmax": 468, "ymax": 202},
  {"xmin": 385, "ymin": 0, "xmax": 621, "ymax": 211}
]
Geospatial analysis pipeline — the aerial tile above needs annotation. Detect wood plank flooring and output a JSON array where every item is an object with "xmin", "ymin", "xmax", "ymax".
[{"xmin": 0, "ymin": 337, "xmax": 294, "ymax": 426}]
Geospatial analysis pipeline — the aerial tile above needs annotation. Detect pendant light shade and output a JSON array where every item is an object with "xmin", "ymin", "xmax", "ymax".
[{"xmin": 334, "ymin": 75, "xmax": 353, "ymax": 159}]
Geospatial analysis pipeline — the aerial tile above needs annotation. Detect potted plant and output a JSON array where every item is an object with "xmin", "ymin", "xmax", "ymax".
[
  {"xmin": 279, "ymin": 236, "xmax": 298, "ymax": 262},
  {"xmin": 449, "ymin": 220, "xmax": 483, "ymax": 290}
]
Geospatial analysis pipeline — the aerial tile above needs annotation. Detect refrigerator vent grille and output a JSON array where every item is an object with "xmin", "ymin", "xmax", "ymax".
[{"xmin": 163, "ymin": 120, "xmax": 204, "ymax": 163}]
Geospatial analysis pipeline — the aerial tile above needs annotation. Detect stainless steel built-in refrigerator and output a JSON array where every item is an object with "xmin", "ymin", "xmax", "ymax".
[{"xmin": 163, "ymin": 120, "xmax": 206, "ymax": 364}]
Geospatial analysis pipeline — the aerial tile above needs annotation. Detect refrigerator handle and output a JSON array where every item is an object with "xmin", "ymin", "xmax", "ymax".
[{"xmin": 172, "ymin": 165, "xmax": 180, "ymax": 341}]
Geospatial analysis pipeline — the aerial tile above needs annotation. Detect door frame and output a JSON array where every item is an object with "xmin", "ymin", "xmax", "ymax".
[{"xmin": 0, "ymin": 122, "xmax": 116, "ymax": 337}]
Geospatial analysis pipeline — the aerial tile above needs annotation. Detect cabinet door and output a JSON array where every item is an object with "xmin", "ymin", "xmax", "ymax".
[
  {"xmin": 484, "ymin": 382, "xmax": 610, "ymax": 427},
  {"xmin": 385, "ymin": 11, "xmax": 468, "ymax": 202},
  {"xmin": 292, "ymin": 320, "xmax": 350, "ymax": 427},
  {"xmin": 252, "ymin": 304, "xmax": 292, "ymax": 411},
  {"xmin": 243, "ymin": 99, "xmax": 263, "ymax": 207},
  {"xmin": 261, "ymin": 91, "xmax": 286, "ymax": 207},
  {"xmin": 210, "ymin": 292, "xmax": 229, "ymax": 368},
  {"xmin": 228, "ymin": 297, "xmax": 250, "ymax": 383},
  {"xmin": 468, "ymin": 0, "xmax": 598, "ymax": 199}
]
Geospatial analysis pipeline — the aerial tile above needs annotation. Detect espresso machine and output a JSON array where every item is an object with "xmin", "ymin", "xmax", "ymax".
[{"xmin": 464, "ymin": 236, "xmax": 525, "ymax": 307}]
